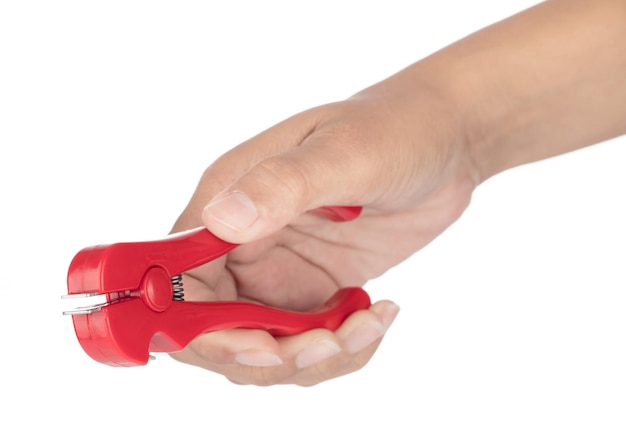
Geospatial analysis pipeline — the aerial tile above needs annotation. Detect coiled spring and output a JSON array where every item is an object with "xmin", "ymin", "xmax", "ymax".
[{"xmin": 171, "ymin": 274, "xmax": 184, "ymax": 301}]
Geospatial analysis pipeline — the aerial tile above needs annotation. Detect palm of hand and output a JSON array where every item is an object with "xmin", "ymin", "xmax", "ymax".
[
  {"xmin": 182, "ymin": 176, "xmax": 473, "ymax": 312},
  {"xmin": 167, "ymin": 90, "xmax": 477, "ymax": 384}
]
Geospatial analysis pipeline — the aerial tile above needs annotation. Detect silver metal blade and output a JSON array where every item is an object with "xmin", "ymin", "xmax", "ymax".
[
  {"xmin": 62, "ymin": 303, "xmax": 109, "ymax": 315},
  {"xmin": 61, "ymin": 292, "xmax": 109, "ymax": 315},
  {"xmin": 61, "ymin": 292, "xmax": 101, "ymax": 299}
]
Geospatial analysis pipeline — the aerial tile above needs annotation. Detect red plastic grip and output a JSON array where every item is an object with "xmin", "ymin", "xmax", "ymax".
[
  {"xmin": 73, "ymin": 287, "xmax": 370, "ymax": 367},
  {"xmin": 67, "ymin": 206, "xmax": 368, "ymax": 366},
  {"xmin": 311, "ymin": 206, "xmax": 362, "ymax": 221}
]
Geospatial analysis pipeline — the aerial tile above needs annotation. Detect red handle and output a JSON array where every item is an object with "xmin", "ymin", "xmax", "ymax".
[
  {"xmin": 67, "ymin": 205, "xmax": 367, "ymax": 366},
  {"xmin": 311, "ymin": 206, "xmax": 362, "ymax": 221},
  {"xmin": 68, "ymin": 206, "xmax": 361, "ymax": 298},
  {"xmin": 72, "ymin": 287, "xmax": 371, "ymax": 367}
]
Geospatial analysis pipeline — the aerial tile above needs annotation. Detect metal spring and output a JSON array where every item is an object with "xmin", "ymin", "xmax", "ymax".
[{"xmin": 171, "ymin": 274, "xmax": 184, "ymax": 301}]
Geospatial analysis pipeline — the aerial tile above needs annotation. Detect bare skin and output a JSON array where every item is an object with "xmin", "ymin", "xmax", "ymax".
[{"xmin": 169, "ymin": 0, "xmax": 626, "ymax": 386}]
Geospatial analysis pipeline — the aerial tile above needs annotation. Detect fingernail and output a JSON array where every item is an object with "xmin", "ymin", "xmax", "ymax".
[
  {"xmin": 381, "ymin": 302, "xmax": 400, "ymax": 331},
  {"xmin": 235, "ymin": 350, "xmax": 283, "ymax": 367},
  {"xmin": 295, "ymin": 340, "xmax": 342, "ymax": 369},
  {"xmin": 203, "ymin": 191, "xmax": 258, "ymax": 232},
  {"xmin": 344, "ymin": 321, "xmax": 385, "ymax": 355}
]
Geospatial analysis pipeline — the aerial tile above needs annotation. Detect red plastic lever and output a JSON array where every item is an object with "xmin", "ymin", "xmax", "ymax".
[
  {"xmin": 72, "ymin": 287, "xmax": 370, "ymax": 367},
  {"xmin": 66, "ymin": 206, "xmax": 369, "ymax": 367}
]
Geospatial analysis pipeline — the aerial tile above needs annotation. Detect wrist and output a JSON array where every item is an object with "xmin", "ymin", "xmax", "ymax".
[{"xmin": 420, "ymin": 0, "xmax": 626, "ymax": 183}]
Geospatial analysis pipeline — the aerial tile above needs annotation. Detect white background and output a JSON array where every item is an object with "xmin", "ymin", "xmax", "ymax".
[{"xmin": 1, "ymin": 1, "xmax": 625, "ymax": 433}]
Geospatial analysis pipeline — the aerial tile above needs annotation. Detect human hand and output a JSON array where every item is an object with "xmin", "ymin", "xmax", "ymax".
[
  {"xmin": 168, "ymin": 70, "xmax": 480, "ymax": 385},
  {"xmin": 166, "ymin": 0, "xmax": 626, "ymax": 387}
]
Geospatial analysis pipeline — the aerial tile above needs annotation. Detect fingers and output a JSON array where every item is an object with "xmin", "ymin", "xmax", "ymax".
[
  {"xmin": 201, "ymin": 130, "xmax": 374, "ymax": 244},
  {"xmin": 172, "ymin": 110, "xmax": 322, "ymax": 233},
  {"xmin": 169, "ymin": 300, "xmax": 400, "ymax": 386}
]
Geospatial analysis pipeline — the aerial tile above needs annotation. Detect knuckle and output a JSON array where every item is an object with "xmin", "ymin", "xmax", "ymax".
[
  {"xmin": 229, "ymin": 366, "xmax": 285, "ymax": 387},
  {"xmin": 250, "ymin": 157, "xmax": 312, "ymax": 211},
  {"xmin": 347, "ymin": 347, "xmax": 376, "ymax": 373},
  {"xmin": 292, "ymin": 364, "xmax": 332, "ymax": 387}
]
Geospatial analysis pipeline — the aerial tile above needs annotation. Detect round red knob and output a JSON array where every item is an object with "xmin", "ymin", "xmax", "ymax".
[{"xmin": 140, "ymin": 267, "xmax": 173, "ymax": 312}]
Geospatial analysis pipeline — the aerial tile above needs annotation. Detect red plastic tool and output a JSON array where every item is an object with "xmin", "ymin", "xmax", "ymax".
[{"xmin": 64, "ymin": 206, "xmax": 370, "ymax": 367}]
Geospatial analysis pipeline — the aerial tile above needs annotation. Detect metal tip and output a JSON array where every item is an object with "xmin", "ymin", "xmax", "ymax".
[
  {"xmin": 62, "ymin": 305, "xmax": 105, "ymax": 315},
  {"xmin": 62, "ymin": 293, "xmax": 109, "ymax": 315},
  {"xmin": 61, "ymin": 292, "xmax": 101, "ymax": 299}
]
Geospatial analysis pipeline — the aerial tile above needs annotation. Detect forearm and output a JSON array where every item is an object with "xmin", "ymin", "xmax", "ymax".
[{"xmin": 398, "ymin": 0, "xmax": 626, "ymax": 182}]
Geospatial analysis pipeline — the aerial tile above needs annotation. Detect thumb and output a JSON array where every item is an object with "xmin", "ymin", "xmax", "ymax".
[{"xmin": 201, "ymin": 141, "xmax": 365, "ymax": 244}]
